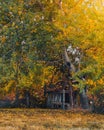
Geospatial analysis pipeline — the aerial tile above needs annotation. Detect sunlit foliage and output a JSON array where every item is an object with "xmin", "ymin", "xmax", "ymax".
[{"xmin": 0, "ymin": 0, "xmax": 104, "ymax": 110}]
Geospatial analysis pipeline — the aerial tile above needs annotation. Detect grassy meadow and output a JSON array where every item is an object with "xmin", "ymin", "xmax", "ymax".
[{"xmin": 0, "ymin": 109, "xmax": 104, "ymax": 130}]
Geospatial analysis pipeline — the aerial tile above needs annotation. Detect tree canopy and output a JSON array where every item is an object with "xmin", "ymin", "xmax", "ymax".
[{"xmin": 0, "ymin": 0, "xmax": 104, "ymax": 110}]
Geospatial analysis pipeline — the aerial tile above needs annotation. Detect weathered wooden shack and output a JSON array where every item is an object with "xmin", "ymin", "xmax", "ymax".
[{"xmin": 45, "ymin": 80, "xmax": 79, "ymax": 109}]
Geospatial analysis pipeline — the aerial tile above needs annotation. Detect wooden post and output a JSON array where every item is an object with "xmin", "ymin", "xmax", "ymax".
[
  {"xmin": 62, "ymin": 89, "xmax": 65, "ymax": 110},
  {"xmin": 70, "ymin": 86, "xmax": 74, "ymax": 108}
]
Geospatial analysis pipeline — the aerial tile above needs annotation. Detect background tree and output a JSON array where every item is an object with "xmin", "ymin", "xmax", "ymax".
[{"xmin": 0, "ymin": 0, "xmax": 104, "ymax": 111}]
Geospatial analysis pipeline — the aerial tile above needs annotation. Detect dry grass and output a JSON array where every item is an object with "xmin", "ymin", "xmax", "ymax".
[{"xmin": 0, "ymin": 108, "xmax": 104, "ymax": 130}]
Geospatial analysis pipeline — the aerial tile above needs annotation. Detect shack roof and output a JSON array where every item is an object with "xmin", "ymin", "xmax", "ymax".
[{"xmin": 46, "ymin": 80, "xmax": 79, "ymax": 93}]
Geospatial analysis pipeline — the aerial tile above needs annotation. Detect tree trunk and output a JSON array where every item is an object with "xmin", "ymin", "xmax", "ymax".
[
  {"xmin": 80, "ymin": 89, "xmax": 89, "ymax": 109},
  {"xmin": 26, "ymin": 94, "xmax": 30, "ymax": 108},
  {"xmin": 15, "ymin": 84, "xmax": 19, "ymax": 107},
  {"xmin": 15, "ymin": 62, "xmax": 19, "ymax": 107}
]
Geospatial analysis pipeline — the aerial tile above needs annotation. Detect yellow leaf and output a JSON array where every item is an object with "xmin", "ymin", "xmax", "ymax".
[
  {"xmin": 12, "ymin": 22, "xmax": 15, "ymax": 27},
  {"xmin": 1, "ymin": 36, "xmax": 6, "ymax": 43},
  {"xmin": 18, "ymin": 11, "xmax": 22, "ymax": 15}
]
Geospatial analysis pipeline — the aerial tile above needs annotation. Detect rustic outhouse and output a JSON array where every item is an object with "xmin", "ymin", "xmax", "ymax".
[{"xmin": 45, "ymin": 80, "xmax": 79, "ymax": 109}]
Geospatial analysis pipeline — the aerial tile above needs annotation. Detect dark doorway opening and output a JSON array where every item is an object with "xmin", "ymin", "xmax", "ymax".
[{"xmin": 65, "ymin": 93, "xmax": 70, "ymax": 103}]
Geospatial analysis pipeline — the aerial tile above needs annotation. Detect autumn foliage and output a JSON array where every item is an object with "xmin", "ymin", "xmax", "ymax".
[{"xmin": 0, "ymin": 0, "xmax": 104, "ymax": 112}]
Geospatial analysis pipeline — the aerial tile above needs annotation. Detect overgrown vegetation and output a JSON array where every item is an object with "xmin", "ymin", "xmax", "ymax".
[{"xmin": 0, "ymin": 0, "xmax": 104, "ymax": 112}]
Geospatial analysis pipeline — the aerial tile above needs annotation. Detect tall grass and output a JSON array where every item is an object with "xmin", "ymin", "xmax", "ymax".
[{"xmin": 0, "ymin": 109, "xmax": 104, "ymax": 130}]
